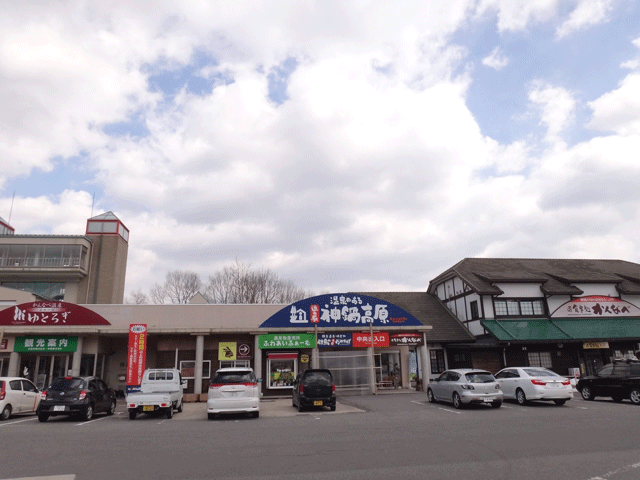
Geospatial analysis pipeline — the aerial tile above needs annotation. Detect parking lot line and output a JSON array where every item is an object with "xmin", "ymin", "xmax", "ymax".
[
  {"xmin": 0, "ymin": 417, "xmax": 38, "ymax": 427},
  {"xmin": 75, "ymin": 416, "xmax": 111, "ymax": 427},
  {"xmin": 437, "ymin": 407, "xmax": 462, "ymax": 414}
]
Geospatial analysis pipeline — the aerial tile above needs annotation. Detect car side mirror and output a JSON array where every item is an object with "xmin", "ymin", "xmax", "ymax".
[{"xmin": 181, "ymin": 379, "xmax": 188, "ymax": 387}]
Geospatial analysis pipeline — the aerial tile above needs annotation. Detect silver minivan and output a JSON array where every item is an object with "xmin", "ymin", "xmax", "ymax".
[{"xmin": 427, "ymin": 369, "xmax": 503, "ymax": 409}]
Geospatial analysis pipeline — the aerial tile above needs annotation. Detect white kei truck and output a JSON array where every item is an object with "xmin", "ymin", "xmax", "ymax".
[{"xmin": 126, "ymin": 369, "xmax": 187, "ymax": 420}]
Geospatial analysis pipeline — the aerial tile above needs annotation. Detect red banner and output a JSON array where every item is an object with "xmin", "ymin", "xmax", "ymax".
[
  {"xmin": 353, "ymin": 332, "xmax": 389, "ymax": 348},
  {"xmin": 127, "ymin": 324, "xmax": 147, "ymax": 386}
]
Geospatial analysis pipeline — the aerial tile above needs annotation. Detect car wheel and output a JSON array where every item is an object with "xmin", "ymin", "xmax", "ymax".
[
  {"xmin": 1, "ymin": 405, "xmax": 11, "ymax": 421},
  {"xmin": 491, "ymin": 401, "xmax": 502, "ymax": 408},
  {"xmin": 452, "ymin": 392, "xmax": 463, "ymax": 409},
  {"xmin": 129, "ymin": 410, "xmax": 137, "ymax": 420},
  {"xmin": 177, "ymin": 400, "xmax": 183, "ymax": 413},
  {"xmin": 253, "ymin": 411, "xmax": 260, "ymax": 418},
  {"xmin": 166, "ymin": 407, "xmax": 173, "ymax": 419},
  {"xmin": 580, "ymin": 386, "xmax": 594, "ymax": 401},
  {"xmin": 208, "ymin": 413, "xmax": 216, "ymax": 420},
  {"xmin": 330, "ymin": 405, "xmax": 336, "ymax": 412},
  {"xmin": 83, "ymin": 404, "xmax": 94, "ymax": 421},
  {"xmin": 427, "ymin": 388, "xmax": 435, "ymax": 403},
  {"xmin": 630, "ymin": 388, "xmax": 640, "ymax": 405},
  {"xmin": 292, "ymin": 397, "xmax": 296, "ymax": 407},
  {"xmin": 516, "ymin": 389, "xmax": 528, "ymax": 406},
  {"xmin": 612, "ymin": 396, "xmax": 624, "ymax": 403},
  {"xmin": 553, "ymin": 399, "xmax": 566, "ymax": 406},
  {"xmin": 107, "ymin": 400, "xmax": 116, "ymax": 416},
  {"xmin": 297, "ymin": 402, "xmax": 304, "ymax": 412},
  {"xmin": 38, "ymin": 412, "xmax": 49, "ymax": 422}
]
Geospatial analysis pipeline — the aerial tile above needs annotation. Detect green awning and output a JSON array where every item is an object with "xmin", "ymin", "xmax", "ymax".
[
  {"xmin": 481, "ymin": 319, "xmax": 572, "ymax": 342},
  {"xmin": 552, "ymin": 318, "xmax": 640, "ymax": 340},
  {"xmin": 482, "ymin": 317, "xmax": 640, "ymax": 342}
]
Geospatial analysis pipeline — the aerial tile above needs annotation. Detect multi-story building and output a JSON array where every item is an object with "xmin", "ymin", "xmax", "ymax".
[
  {"xmin": 0, "ymin": 212, "xmax": 129, "ymax": 304},
  {"xmin": 428, "ymin": 258, "xmax": 640, "ymax": 377}
]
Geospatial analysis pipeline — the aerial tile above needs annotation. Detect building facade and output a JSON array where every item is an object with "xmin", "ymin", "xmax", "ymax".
[
  {"xmin": 0, "ymin": 212, "xmax": 129, "ymax": 304},
  {"xmin": 428, "ymin": 258, "xmax": 640, "ymax": 377}
]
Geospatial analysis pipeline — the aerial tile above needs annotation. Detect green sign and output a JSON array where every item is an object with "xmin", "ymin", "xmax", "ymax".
[
  {"xmin": 14, "ymin": 336, "xmax": 78, "ymax": 353},
  {"xmin": 258, "ymin": 333, "xmax": 316, "ymax": 349}
]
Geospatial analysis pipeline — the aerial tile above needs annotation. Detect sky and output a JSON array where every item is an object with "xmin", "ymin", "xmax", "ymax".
[{"xmin": 2, "ymin": 0, "xmax": 640, "ymax": 299}]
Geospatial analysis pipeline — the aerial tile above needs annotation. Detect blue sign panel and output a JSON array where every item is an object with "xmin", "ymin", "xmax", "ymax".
[
  {"xmin": 260, "ymin": 294, "xmax": 423, "ymax": 328},
  {"xmin": 318, "ymin": 333, "xmax": 353, "ymax": 348}
]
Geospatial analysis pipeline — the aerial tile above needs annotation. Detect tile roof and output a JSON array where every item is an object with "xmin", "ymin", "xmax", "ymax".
[
  {"xmin": 428, "ymin": 258, "xmax": 640, "ymax": 296},
  {"xmin": 358, "ymin": 291, "xmax": 475, "ymax": 343}
]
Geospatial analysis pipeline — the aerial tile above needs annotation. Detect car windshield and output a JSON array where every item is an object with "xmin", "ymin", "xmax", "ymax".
[
  {"xmin": 523, "ymin": 368, "xmax": 559, "ymax": 377},
  {"xmin": 302, "ymin": 372, "xmax": 332, "ymax": 385},
  {"xmin": 212, "ymin": 371, "xmax": 255, "ymax": 384},
  {"xmin": 48, "ymin": 378, "xmax": 84, "ymax": 390},
  {"xmin": 465, "ymin": 372, "xmax": 495, "ymax": 383}
]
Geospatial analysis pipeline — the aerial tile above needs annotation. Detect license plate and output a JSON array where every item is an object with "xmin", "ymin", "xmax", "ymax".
[
  {"xmin": 53, "ymin": 405, "xmax": 66, "ymax": 412},
  {"xmin": 313, "ymin": 400, "xmax": 323, "ymax": 406},
  {"xmin": 143, "ymin": 405, "xmax": 154, "ymax": 411},
  {"xmin": 483, "ymin": 397, "xmax": 494, "ymax": 403}
]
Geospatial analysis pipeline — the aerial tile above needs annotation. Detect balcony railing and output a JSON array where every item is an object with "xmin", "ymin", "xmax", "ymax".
[{"xmin": 0, "ymin": 256, "xmax": 83, "ymax": 268}]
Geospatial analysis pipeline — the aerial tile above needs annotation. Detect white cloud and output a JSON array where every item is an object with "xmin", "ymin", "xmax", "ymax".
[
  {"xmin": 556, "ymin": 0, "xmax": 614, "ymax": 39},
  {"xmin": 482, "ymin": 47, "xmax": 510, "ymax": 70},
  {"xmin": 588, "ymin": 73, "xmax": 640, "ymax": 135},
  {"xmin": 528, "ymin": 81, "xmax": 576, "ymax": 142}
]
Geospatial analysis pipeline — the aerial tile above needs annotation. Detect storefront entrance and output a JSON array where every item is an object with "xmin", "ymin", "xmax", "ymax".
[
  {"xmin": 375, "ymin": 351, "xmax": 400, "ymax": 389},
  {"xmin": 19, "ymin": 354, "xmax": 70, "ymax": 390}
]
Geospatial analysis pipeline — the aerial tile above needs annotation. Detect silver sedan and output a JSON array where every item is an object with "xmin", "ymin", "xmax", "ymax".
[
  {"xmin": 495, "ymin": 367, "xmax": 573, "ymax": 406},
  {"xmin": 427, "ymin": 369, "xmax": 503, "ymax": 409}
]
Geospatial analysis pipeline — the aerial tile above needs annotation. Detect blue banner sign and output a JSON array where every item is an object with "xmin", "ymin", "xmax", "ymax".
[
  {"xmin": 260, "ymin": 294, "xmax": 423, "ymax": 328},
  {"xmin": 317, "ymin": 333, "xmax": 353, "ymax": 348}
]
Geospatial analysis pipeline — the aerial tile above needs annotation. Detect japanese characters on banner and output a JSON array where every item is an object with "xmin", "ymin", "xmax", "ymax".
[
  {"xmin": 126, "ymin": 324, "xmax": 147, "ymax": 387},
  {"xmin": 317, "ymin": 332, "xmax": 424, "ymax": 348},
  {"xmin": 258, "ymin": 333, "xmax": 316, "ymax": 349},
  {"xmin": 260, "ymin": 294, "xmax": 423, "ymax": 328},
  {"xmin": 0, "ymin": 301, "xmax": 111, "ymax": 326},
  {"xmin": 551, "ymin": 296, "xmax": 640, "ymax": 318},
  {"xmin": 353, "ymin": 332, "xmax": 389, "ymax": 348},
  {"xmin": 14, "ymin": 336, "xmax": 78, "ymax": 353}
]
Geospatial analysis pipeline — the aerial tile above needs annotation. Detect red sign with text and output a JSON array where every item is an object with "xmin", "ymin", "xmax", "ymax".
[
  {"xmin": 352, "ymin": 332, "xmax": 389, "ymax": 348},
  {"xmin": 0, "ymin": 302, "xmax": 111, "ymax": 326},
  {"xmin": 127, "ymin": 324, "xmax": 147, "ymax": 386},
  {"xmin": 310, "ymin": 304, "xmax": 320, "ymax": 323}
]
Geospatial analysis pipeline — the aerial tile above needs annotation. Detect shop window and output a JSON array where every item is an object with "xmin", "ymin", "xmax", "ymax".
[
  {"xmin": 267, "ymin": 353, "xmax": 297, "ymax": 389},
  {"xmin": 219, "ymin": 360, "xmax": 250, "ymax": 369},
  {"xmin": 528, "ymin": 351, "xmax": 552, "ymax": 369},
  {"xmin": 179, "ymin": 360, "xmax": 211, "ymax": 379},
  {"xmin": 430, "ymin": 350, "xmax": 446, "ymax": 374},
  {"xmin": 80, "ymin": 354, "xmax": 95, "ymax": 376},
  {"xmin": 494, "ymin": 299, "xmax": 545, "ymax": 317}
]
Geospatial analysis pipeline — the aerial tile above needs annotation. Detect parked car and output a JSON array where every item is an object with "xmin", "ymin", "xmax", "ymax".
[
  {"xmin": 495, "ymin": 367, "xmax": 573, "ymax": 406},
  {"xmin": 577, "ymin": 359, "xmax": 640, "ymax": 404},
  {"xmin": 127, "ymin": 368, "xmax": 186, "ymax": 420},
  {"xmin": 0, "ymin": 377, "xmax": 41, "ymax": 420},
  {"xmin": 207, "ymin": 367, "xmax": 260, "ymax": 419},
  {"xmin": 291, "ymin": 369, "xmax": 336, "ymax": 412},
  {"xmin": 427, "ymin": 369, "xmax": 503, "ymax": 409},
  {"xmin": 37, "ymin": 376, "xmax": 116, "ymax": 422}
]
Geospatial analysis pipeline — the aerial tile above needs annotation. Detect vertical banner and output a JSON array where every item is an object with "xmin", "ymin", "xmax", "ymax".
[{"xmin": 127, "ymin": 324, "xmax": 147, "ymax": 390}]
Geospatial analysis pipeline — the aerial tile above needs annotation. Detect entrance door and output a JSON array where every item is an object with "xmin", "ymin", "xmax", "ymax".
[{"xmin": 375, "ymin": 352, "xmax": 400, "ymax": 388}]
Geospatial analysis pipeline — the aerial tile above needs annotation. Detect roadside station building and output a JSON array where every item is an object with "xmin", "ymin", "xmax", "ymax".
[{"xmin": 4, "ymin": 213, "xmax": 640, "ymax": 398}]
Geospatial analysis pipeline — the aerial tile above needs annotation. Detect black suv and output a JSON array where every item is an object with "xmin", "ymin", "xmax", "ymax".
[
  {"xmin": 292, "ymin": 369, "xmax": 336, "ymax": 412},
  {"xmin": 37, "ymin": 376, "xmax": 117, "ymax": 422},
  {"xmin": 577, "ymin": 359, "xmax": 640, "ymax": 404}
]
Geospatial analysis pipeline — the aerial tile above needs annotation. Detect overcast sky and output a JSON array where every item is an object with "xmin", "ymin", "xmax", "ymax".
[{"xmin": 2, "ymin": 0, "xmax": 640, "ymax": 298}]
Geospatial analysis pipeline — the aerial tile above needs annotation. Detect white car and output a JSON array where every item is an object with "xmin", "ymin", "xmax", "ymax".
[
  {"xmin": 1, "ymin": 377, "xmax": 41, "ymax": 420},
  {"xmin": 495, "ymin": 367, "xmax": 573, "ymax": 406},
  {"xmin": 207, "ymin": 367, "xmax": 260, "ymax": 419}
]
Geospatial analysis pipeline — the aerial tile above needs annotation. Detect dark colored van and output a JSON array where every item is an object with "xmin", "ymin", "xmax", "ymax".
[{"xmin": 292, "ymin": 369, "xmax": 336, "ymax": 412}]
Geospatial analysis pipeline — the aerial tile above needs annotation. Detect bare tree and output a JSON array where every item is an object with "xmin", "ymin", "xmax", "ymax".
[
  {"xmin": 124, "ymin": 288, "xmax": 149, "ymax": 305},
  {"xmin": 149, "ymin": 270, "xmax": 203, "ymax": 304},
  {"xmin": 203, "ymin": 260, "xmax": 311, "ymax": 304}
]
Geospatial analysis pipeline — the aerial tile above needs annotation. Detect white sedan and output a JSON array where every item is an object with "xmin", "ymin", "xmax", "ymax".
[{"xmin": 495, "ymin": 367, "xmax": 573, "ymax": 406}]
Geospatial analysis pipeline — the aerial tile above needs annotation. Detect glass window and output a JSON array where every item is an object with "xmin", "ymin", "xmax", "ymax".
[
  {"xmin": 470, "ymin": 301, "xmax": 479, "ymax": 319},
  {"xmin": 494, "ymin": 299, "xmax": 546, "ymax": 317},
  {"xmin": 523, "ymin": 368, "xmax": 558, "ymax": 377},
  {"xmin": 179, "ymin": 361, "xmax": 211, "ymax": 379},
  {"xmin": 49, "ymin": 378, "xmax": 84, "ymax": 390},
  {"xmin": 21, "ymin": 380, "xmax": 38, "ymax": 392},
  {"xmin": 211, "ymin": 370, "xmax": 256, "ymax": 385},
  {"xmin": 528, "ymin": 351, "xmax": 553, "ymax": 369},
  {"xmin": 268, "ymin": 357, "xmax": 297, "ymax": 389},
  {"xmin": 9, "ymin": 380, "xmax": 22, "ymax": 390},
  {"xmin": 430, "ymin": 350, "xmax": 446, "ymax": 374},
  {"xmin": 465, "ymin": 372, "xmax": 495, "ymax": 383}
]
